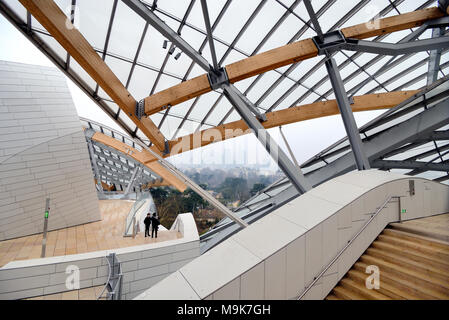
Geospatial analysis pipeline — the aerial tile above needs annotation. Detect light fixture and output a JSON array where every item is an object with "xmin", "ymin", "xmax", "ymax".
[
  {"xmin": 174, "ymin": 52, "xmax": 181, "ymax": 60},
  {"xmin": 168, "ymin": 46, "xmax": 175, "ymax": 55},
  {"xmin": 162, "ymin": 40, "xmax": 168, "ymax": 49}
]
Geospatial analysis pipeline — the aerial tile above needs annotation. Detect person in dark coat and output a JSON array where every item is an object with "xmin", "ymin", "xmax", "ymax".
[
  {"xmin": 151, "ymin": 213, "xmax": 160, "ymax": 238},
  {"xmin": 144, "ymin": 213, "xmax": 152, "ymax": 237}
]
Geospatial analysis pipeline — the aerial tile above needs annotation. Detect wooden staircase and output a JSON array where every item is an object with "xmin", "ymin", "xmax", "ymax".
[{"xmin": 326, "ymin": 213, "xmax": 449, "ymax": 300}]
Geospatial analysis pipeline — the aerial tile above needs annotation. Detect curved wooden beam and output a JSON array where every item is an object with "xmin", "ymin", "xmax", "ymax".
[
  {"xmin": 143, "ymin": 7, "xmax": 444, "ymax": 115},
  {"xmin": 90, "ymin": 132, "xmax": 187, "ymax": 192},
  {"xmin": 88, "ymin": 90, "xmax": 417, "ymax": 167},
  {"xmin": 19, "ymin": 0, "xmax": 167, "ymax": 152},
  {"xmin": 166, "ymin": 90, "xmax": 418, "ymax": 156}
]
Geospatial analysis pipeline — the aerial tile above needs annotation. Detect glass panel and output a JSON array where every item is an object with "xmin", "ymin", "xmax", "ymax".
[
  {"xmin": 235, "ymin": 2, "xmax": 286, "ymax": 54},
  {"xmin": 127, "ymin": 65, "xmax": 159, "ymax": 99},
  {"xmin": 213, "ymin": 1, "xmax": 260, "ymax": 44},
  {"xmin": 106, "ymin": 0, "xmax": 146, "ymax": 60},
  {"xmin": 104, "ymin": 55, "xmax": 132, "ymax": 88},
  {"xmin": 76, "ymin": 0, "xmax": 113, "ymax": 50}
]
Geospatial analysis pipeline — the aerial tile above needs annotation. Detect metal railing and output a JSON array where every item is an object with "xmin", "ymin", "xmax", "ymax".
[
  {"xmin": 97, "ymin": 253, "xmax": 123, "ymax": 300},
  {"xmin": 123, "ymin": 192, "xmax": 152, "ymax": 237},
  {"xmin": 297, "ymin": 195, "xmax": 400, "ymax": 300}
]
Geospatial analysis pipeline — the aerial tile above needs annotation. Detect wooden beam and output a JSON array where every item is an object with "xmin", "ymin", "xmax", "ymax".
[
  {"xmin": 166, "ymin": 90, "xmax": 418, "ymax": 156},
  {"xmin": 144, "ymin": 74, "xmax": 211, "ymax": 115},
  {"xmin": 94, "ymin": 179, "xmax": 115, "ymax": 191},
  {"xmin": 90, "ymin": 132, "xmax": 187, "ymax": 192},
  {"xmin": 20, "ymin": 0, "xmax": 167, "ymax": 152},
  {"xmin": 341, "ymin": 7, "xmax": 444, "ymax": 39},
  {"xmin": 225, "ymin": 39, "xmax": 318, "ymax": 83},
  {"xmin": 141, "ymin": 179, "xmax": 171, "ymax": 189},
  {"xmin": 143, "ymin": 7, "xmax": 444, "ymax": 115},
  {"xmin": 145, "ymin": 161, "xmax": 187, "ymax": 192}
]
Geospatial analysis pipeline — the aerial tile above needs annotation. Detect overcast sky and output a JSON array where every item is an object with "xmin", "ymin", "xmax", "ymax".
[{"xmin": 0, "ymin": 12, "xmax": 385, "ymax": 171}]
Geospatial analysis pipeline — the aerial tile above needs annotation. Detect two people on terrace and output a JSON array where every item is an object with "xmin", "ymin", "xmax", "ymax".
[{"xmin": 144, "ymin": 212, "xmax": 160, "ymax": 238}]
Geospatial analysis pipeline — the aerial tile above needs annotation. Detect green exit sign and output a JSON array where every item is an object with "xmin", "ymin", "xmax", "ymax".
[
  {"xmin": 45, "ymin": 211, "xmax": 49, "ymax": 218},
  {"xmin": 401, "ymin": 209, "xmax": 407, "ymax": 213}
]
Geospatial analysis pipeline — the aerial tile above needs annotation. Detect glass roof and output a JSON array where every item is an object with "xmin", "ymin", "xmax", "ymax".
[
  {"xmin": 1, "ymin": 0, "xmax": 448, "ymax": 252},
  {"xmin": 2, "ymin": 0, "xmax": 447, "ymax": 144},
  {"xmin": 1, "ymin": 0, "xmax": 448, "ymax": 189}
]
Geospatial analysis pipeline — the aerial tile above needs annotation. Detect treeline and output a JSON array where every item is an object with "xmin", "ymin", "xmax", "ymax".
[
  {"xmin": 150, "ymin": 177, "xmax": 270, "ymax": 233},
  {"xmin": 150, "ymin": 186, "xmax": 208, "ymax": 228}
]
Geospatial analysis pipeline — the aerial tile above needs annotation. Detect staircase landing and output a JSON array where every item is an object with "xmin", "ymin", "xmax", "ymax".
[{"xmin": 326, "ymin": 213, "xmax": 449, "ymax": 300}]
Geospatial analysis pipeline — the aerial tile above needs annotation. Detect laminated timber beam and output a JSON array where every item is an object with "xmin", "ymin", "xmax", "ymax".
[
  {"xmin": 141, "ymin": 179, "xmax": 171, "ymax": 189},
  {"xmin": 143, "ymin": 7, "xmax": 445, "ymax": 116},
  {"xmin": 94, "ymin": 179, "xmax": 115, "ymax": 191},
  {"xmin": 89, "ymin": 90, "xmax": 416, "ymax": 164},
  {"xmin": 166, "ymin": 90, "xmax": 418, "ymax": 155},
  {"xmin": 90, "ymin": 132, "xmax": 187, "ymax": 192},
  {"xmin": 19, "ymin": 0, "xmax": 167, "ymax": 152}
]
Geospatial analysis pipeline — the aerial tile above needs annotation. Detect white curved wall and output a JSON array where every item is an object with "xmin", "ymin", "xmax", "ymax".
[
  {"xmin": 135, "ymin": 170, "xmax": 449, "ymax": 300},
  {"xmin": 0, "ymin": 60, "xmax": 101, "ymax": 240}
]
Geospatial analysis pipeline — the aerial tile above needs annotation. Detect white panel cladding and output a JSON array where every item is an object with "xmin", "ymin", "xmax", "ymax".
[
  {"xmin": 240, "ymin": 262, "xmax": 265, "ymax": 300},
  {"xmin": 134, "ymin": 170, "xmax": 449, "ymax": 300},
  {"xmin": 264, "ymin": 249, "xmax": 287, "ymax": 300},
  {"xmin": 0, "ymin": 60, "xmax": 101, "ymax": 240},
  {"xmin": 0, "ymin": 213, "xmax": 200, "ymax": 300},
  {"xmin": 0, "ymin": 239, "xmax": 201, "ymax": 300}
]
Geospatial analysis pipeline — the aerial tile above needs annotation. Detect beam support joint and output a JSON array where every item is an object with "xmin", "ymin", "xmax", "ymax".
[{"xmin": 207, "ymin": 67, "xmax": 229, "ymax": 90}]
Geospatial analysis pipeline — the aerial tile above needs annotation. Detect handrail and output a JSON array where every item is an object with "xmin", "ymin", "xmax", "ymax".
[
  {"xmin": 129, "ymin": 136, "xmax": 249, "ymax": 228},
  {"xmin": 97, "ymin": 253, "xmax": 123, "ymax": 300},
  {"xmin": 109, "ymin": 262, "xmax": 123, "ymax": 300},
  {"xmin": 123, "ymin": 192, "xmax": 152, "ymax": 236},
  {"xmin": 96, "ymin": 255, "xmax": 112, "ymax": 300},
  {"xmin": 297, "ymin": 195, "xmax": 399, "ymax": 300}
]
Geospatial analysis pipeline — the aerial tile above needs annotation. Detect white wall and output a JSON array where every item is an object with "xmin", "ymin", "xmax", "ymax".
[
  {"xmin": 0, "ymin": 60, "xmax": 101, "ymax": 240},
  {"xmin": 134, "ymin": 170, "xmax": 449, "ymax": 300},
  {"xmin": 0, "ymin": 212, "xmax": 200, "ymax": 300}
]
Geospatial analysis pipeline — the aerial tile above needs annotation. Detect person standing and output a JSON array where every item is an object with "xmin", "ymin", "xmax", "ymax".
[
  {"xmin": 144, "ymin": 213, "xmax": 152, "ymax": 238},
  {"xmin": 151, "ymin": 213, "xmax": 160, "ymax": 238}
]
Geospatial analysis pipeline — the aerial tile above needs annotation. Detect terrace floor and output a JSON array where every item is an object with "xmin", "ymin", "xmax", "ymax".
[{"xmin": 0, "ymin": 200, "xmax": 181, "ymax": 267}]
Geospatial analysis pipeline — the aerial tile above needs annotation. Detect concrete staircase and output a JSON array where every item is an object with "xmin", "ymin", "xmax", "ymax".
[{"xmin": 326, "ymin": 214, "xmax": 449, "ymax": 300}]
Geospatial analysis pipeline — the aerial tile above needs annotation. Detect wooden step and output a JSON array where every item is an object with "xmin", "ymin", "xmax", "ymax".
[
  {"xmin": 366, "ymin": 247, "xmax": 449, "ymax": 282},
  {"xmin": 359, "ymin": 255, "xmax": 449, "ymax": 296},
  {"xmin": 406, "ymin": 219, "xmax": 449, "ymax": 230},
  {"xmin": 332, "ymin": 285, "xmax": 366, "ymax": 300},
  {"xmin": 388, "ymin": 223, "xmax": 449, "ymax": 245},
  {"xmin": 377, "ymin": 234, "xmax": 449, "ymax": 261},
  {"xmin": 384, "ymin": 227, "xmax": 449, "ymax": 249},
  {"xmin": 347, "ymin": 269, "xmax": 413, "ymax": 300},
  {"xmin": 325, "ymin": 294, "xmax": 340, "ymax": 300},
  {"xmin": 340, "ymin": 278, "xmax": 391, "ymax": 300},
  {"xmin": 371, "ymin": 240, "xmax": 449, "ymax": 270},
  {"xmin": 354, "ymin": 262, "xmax": 443, "ymax": 300}
]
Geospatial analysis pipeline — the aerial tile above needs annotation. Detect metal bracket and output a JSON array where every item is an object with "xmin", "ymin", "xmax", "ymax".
[
  {"xmin": 136, "ymin": 99, "xmax": 145, "ymax": 119},
  {"xmin": 312, "ymin": 30, "xmax": 346, "ymax": 55},
  {"xmin": 438, "ymin": 0, "xmax": 449, "ymax": 13},
  {"xmin": 163, "ymin": 140, "xmax": 170, "ymax": 155},
  {"xmin": 207, "ymin": 67, "xmax": 229, "ymax": 90},
  {"xmin": 348, "ymin": 96, "xmax": 354, "ymax": 105},
  {"xmin": 425, "ymin": 16, "xmax": 449, "ymax": 29}
]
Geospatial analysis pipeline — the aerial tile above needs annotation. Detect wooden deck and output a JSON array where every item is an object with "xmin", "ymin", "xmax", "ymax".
[{"xmin": 0, "ymin": 200, "xmax": 181, "ymax": 267}]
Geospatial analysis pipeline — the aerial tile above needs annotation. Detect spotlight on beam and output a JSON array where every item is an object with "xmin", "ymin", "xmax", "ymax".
[
  {"xmin": 168, "ymin": 47, "xmax": 175, "ymax": 55},
  {"xmin": 162, "ymin": 40, "xmax": 168, "ymax": 49},
  {"xmin": 174, "ymin": 52, "xmax": 181, "ymax": 60}
]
